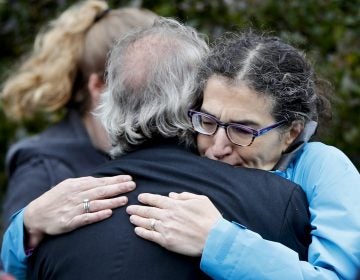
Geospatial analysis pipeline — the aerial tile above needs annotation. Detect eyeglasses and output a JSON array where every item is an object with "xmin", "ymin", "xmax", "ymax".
[{"xmin": 188, "ymin": 109, "xmax": 287, "ymax": 147}]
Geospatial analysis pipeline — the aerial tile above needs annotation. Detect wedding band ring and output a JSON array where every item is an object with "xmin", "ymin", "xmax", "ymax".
[
  {"xmin": 150, "ymin": 218, "xmax": 156, "ymax": 231},
  {"xmin": 83, "ymin": 199, "xmax": 90, "ymax": 214}
]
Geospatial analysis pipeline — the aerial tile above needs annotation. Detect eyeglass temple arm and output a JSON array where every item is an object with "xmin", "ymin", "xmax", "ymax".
[{"xmin": 273, "ymin": 120, "xmax": 318, "ymax": 171}]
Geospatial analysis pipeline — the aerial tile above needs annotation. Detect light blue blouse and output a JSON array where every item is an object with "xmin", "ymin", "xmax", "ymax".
[{"xmin": 201, "ymin": 142, "xmax": 360, "ymax": 279}]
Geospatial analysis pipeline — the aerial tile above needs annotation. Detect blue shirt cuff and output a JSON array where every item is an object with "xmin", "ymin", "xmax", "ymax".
[
  {"xmin": 1, "ymin": 208, "xmax": 28, "ymax": 279},
  {"xmin": 200, "ymin": 217, "xmax": 248, "ymax": 279}
]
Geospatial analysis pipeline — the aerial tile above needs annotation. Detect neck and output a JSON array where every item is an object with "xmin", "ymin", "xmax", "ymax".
[{"xmin": 82, "ymin": 111, "xmax": 111, "ymax": 153}]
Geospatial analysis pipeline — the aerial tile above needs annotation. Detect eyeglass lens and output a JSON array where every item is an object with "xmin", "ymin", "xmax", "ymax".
[{"xmin": 192, "ymin": 113, "xmax": 254, "ymax": 146}]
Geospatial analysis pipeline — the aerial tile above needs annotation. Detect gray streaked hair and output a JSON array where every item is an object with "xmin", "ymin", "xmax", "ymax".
[
  {"xmin": 194, "ymin": 31, "xmax": 332, "ymax": 128},
  {"xmin": 97, "ymin": 18, "xmax": 209, "ymax": 157}
]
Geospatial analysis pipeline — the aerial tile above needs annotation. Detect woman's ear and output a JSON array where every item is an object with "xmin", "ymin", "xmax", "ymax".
[
  {"xmin": 87, "ymin": 73, "xmax": 105, "ymax": 108},
  {"xmin": 282, "ymin": 121, "xmax": 304, "ymax": 152}
]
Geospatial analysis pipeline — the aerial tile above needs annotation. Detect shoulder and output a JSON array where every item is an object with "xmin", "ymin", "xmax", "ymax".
[
  {"xmin": 291, "ymin": 142, "xmax": 359, "ymax": 195},
  {"xmin": 5, "ymin": 135, "xmax": 66, "ymax": 179},
  {"xmin": 303, "ymin": 142, "xmax": 345, "ymax": 155},
  {"xmin": 6, "ymin": 129, "xmax": 59, "ymax": 166},
  {"xmin": 6, "ymin": 136, "xmax": 43, "ymax": 171},
  {"xmin": 298, "ymin": 142, "xmax": 356, "ymax": 170},
  {"xmin": 6, "ymin": 114, "xmax": 81, "ymax": 165},
  {"xmin": 5, "ymin": 128, "xmax": 101, "ymax": 179}
]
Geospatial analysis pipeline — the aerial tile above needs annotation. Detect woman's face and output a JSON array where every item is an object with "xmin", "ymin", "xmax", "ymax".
[{"xmin": 197, "ymin": 75, "xmax": 293, "ymax": 170}]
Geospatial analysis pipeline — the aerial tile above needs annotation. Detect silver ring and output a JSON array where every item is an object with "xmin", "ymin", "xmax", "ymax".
[
  {"xmin": 150, "ymin": 219, "xmax": 156, "ymax": 231},
  {"xmin": 83, "ymin": 199, "xmax": 90, "ymax": 214}
]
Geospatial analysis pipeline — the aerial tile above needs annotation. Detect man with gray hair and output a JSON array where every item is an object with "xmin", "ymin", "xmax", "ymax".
[
  {"xmin": 29, "ymin": 18, "xmax": 310, "ymax": 279},
  {"xmin": 98, "ymin": 17, "xmax": 205, "ymax": 157}
]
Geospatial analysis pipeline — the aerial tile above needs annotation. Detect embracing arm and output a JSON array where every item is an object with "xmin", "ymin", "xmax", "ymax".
[
  {"xmin": 126, "ymin": 190, "xmax": 345, "ymax": 280},
  {"xmin": 204, "ymin": 144, "xmax": 360, "ymax": 280},
  {"xmin": 23, "ymin": 175, "xmax": 135, "ymax": 248},
  {"xmin": 200, "ymin": 218, "xmax": 338, "ymax": 280},
  {"xmin": 1, "ymin": 157, "xmax": 135, "ymax": 278}
]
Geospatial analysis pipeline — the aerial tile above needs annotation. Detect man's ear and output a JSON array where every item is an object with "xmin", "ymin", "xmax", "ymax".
[
  {"xmin": 87, "ymin": 73, "xmax": 105, "ymax": 108},
  {"xmin": 282, "ymin": 121, "xmax": 304, "ymax": 152}
]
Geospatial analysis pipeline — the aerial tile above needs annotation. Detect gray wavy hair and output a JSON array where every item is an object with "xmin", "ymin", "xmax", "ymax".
[
  {"xmin": 193, "ymin": 31, "xmax": 332, "ymax": 128},
  {"xmin": 97, "ymin": 18, "xmax": 209, "ymax": 157}
]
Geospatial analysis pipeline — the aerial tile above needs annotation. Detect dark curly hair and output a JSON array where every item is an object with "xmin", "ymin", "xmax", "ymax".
[{"xmin": 194, "ymin": 31, "xmax": 332, "ymax": 127}]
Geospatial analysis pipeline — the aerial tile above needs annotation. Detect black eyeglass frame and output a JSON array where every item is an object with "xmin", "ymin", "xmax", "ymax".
[{"xmin": 188, "ymin": 109, "xmax": 288, "ymax": 147}]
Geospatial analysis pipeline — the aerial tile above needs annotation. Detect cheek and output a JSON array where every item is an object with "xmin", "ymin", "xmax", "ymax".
[
  {"xmin": 248, "ymin": 138, "xmax": 283, "ymax": 168},
  {"xmin": 196, "ymin": 134, "xmax": 210, "ymax": 156}
]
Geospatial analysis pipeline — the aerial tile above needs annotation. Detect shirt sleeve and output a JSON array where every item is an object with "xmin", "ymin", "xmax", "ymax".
[
  {"xmin": 294, "ymin": 144, "xmax": 360, "ymax": 280},
  {"xmin": 201, "ymin": 143, "xmax": 360, "ymax": 280},
  {"xmin": 1, "ymin": 210, "xmax": 28, "ymax": 280},
  {"xmin": 200, "ymin": 218, "xmax": 339, "ymax": 280}
]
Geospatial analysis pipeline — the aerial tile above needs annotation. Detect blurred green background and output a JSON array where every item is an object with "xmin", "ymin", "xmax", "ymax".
[{"xmin": 0, "ymin": 0, "xmax": 359, "ymax": 213}]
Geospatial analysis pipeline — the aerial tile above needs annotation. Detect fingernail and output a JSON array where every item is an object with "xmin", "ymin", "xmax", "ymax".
[
  {"xmin": 134, "ymin": 227, "xmax": 141, "ymax": 235},
  {"xmin": 127, "ymin": 182, "xmax": 136, "ymax": 189},
  {"xmin": 126, "ymin": 205, "xmax": 133, "ymax": 214},
  {"xmin": 119, "ymin": 196, "xmax": 128, "ymax": 204},
  {"xmin": 129, "ymin": 215, "xmax": 134, "ymax": 222},
  {"xmin": 138, "ymin": 193, "xmax": 145, "ymax": 201},
  {"xmin": 121, "ymin": 175, "xmax": 132, "ymax": 181},
  {"xmin": 104, "ymin": 209, "xmax": 112, "ymax": 217}
]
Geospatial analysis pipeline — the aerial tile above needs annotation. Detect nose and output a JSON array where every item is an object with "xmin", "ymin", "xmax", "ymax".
[{"xmin": 208, "ymin": 127, "xmax": 233, "ymax": 160}]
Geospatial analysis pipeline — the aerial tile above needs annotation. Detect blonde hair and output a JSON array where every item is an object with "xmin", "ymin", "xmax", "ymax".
[{"xmin": 1, "ymin": 0, "xmax": 157, "ymax": 120}]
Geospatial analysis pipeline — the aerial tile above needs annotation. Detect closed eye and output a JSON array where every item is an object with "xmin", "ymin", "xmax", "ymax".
[{"xmin": 231, "ymin": 125, "xmax": 254, "ymax": 135}]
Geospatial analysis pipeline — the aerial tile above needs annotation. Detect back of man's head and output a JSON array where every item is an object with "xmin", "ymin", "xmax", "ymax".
[{"xmin": 98, "ymin": 18, "xmax": 209, "ymax": 157}]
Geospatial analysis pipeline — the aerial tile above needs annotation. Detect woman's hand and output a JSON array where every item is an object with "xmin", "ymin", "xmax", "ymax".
[
  {"xmin": 126, "ymin": 192, "xmax": 221, "ymax": 256},
  {"xmin": 24, "ymin": 175, "xmax": 135, "ymax": 248}
]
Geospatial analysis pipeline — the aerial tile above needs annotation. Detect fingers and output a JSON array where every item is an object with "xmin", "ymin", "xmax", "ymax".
[
  {"xmin": 26, "ymin": 176, "xmax": 135, "ymax": 237},
  {"xmin": 137, "ymin": 193, "xmax": 172, "ymax": 208},
  {"xmin": 133, "ymin": 227, "xmax": 163, "ymax": 245},
  {"xmin": 57, "ymin": 196, "xmax": 130, "ymax": 233},
  {"xmin": 129, "ymin": 215, "xmax": 164, "ymax": 244},
  {"xmin": 87, "ymin": 196, "xmax": 129, "ymax": 212},
  {"xmin": 67, "ymin": 175, "xmax": 134, "ymax": 192},
  {"xmin": 83, "ymin": 180, "xmax": 136, "ymax": 200},
  {"xmin": 88, "ymin": 175, "xmax": 134, "ymax": 188},
  {"xmin": 69, "ymin": 209, "xmax": 113, "ymax": 231},
  {"xmin": 169, "ymin": 192, "xmax": 204, "ymax": 200},
  {"xmin": 129, "ymin": 215, "xmax": 160, "ymax": 231},
  {"xmin": 126, "ymin": 205, "xmax": 162, "ymax": 219}
]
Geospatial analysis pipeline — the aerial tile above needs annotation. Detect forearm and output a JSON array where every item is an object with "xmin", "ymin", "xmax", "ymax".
[
  {"xmin": 200, "ymin": 218, "xmax": 339, "ymax": 280},
  {"xmin": 1, "ymin": 210, "xmax": 28, "ymax": 280}
]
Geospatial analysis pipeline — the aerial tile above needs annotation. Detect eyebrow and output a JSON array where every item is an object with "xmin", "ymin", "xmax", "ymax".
[{"xmin": 200, "ymin": 108, "xmax": 260, "ymax": 127}]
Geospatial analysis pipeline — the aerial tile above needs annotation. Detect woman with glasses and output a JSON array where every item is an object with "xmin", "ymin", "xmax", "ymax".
[{"xmin": 127, "ymin": 31, "xmax": 360, "ymax": 279}]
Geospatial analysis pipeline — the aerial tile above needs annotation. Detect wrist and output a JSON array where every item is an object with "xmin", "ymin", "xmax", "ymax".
[{"xmin": 24, "ymin": 203, "xmax": 45, "ymax": 249}]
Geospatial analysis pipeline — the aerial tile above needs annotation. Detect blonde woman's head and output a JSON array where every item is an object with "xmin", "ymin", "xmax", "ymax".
[{"xmin": 1, "ymin": 0, "xmax": 157, "ymax": 120}]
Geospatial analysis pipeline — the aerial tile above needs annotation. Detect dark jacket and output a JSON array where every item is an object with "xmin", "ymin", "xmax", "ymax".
[
  {"xmin": 30, "ymin": 138, "xmax": 311, "ymax": 280},
  {"xmin": 2, "ymin": 111, "xmax": 108, "ymax": 226}
]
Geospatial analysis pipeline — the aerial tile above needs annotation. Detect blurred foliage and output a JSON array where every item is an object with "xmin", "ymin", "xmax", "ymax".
[{"xmin": 0, "ymin": 0, "xmax": 359, "ymax": 204}]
